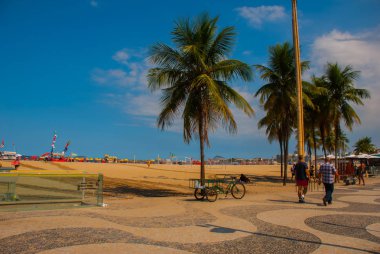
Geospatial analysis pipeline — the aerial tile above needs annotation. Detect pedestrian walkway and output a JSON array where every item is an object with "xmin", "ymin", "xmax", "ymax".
[{"xmin": 0, "ymin": 179, "xmax": 379, "ymax": 253}]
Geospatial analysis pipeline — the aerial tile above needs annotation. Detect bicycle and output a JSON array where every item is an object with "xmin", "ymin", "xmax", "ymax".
[
  {"xmin": 205, "ymin": 177, "xmax": 246, "ymax": 202},
  {"xmin": 190, "ymin": 177, "xmax": 246, "ymax": 202},
  {"xmin": 192, "ymin": 179, "xmax": 223, "ymax": 201}
]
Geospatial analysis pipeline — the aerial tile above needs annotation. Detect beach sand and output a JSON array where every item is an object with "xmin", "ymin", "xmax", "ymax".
[{"xmin": 14, "ymin": 161, "xmax": 296, "ymax": 197}]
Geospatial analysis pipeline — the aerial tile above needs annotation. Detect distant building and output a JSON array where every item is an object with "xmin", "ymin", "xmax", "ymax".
[{"xmin": 0, "ymin": 151, "xmax": 16, "ymax": 160}]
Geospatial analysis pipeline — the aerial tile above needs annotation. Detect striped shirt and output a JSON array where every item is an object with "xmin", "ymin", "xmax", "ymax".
[{"xmin": 319, "ymin": 163, "xmax": 336, "ymax": 184}]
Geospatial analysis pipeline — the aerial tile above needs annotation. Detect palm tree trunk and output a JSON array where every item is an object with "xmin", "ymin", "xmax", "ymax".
[
  {"xmin": 279, "ymin": 139, "xmax": 283, "ymax": 178},
  {"xmin": 199, "ymin": 113, "xmax": 205, "ymax": 185},
  {"xmin": 283, "ymin": 139, "xmax": 289, "ymax": 186},
  {"xmin": 334, "ymin": 121, "xmax": 340, "ymax": 170},
  {"xmin": 312, "ymin": 126, "xmax": 318, "ymax": 171},
  {"xmin": 283, "ymin": 128, "xmax": 290, "ymax": 186},
  {"xmin": 320, "ymin": 126, "xmax": 327, "ymax": 158},
  {"xmin": 307, "ymin": 142, "xmax": 312, "ymax": 168}
]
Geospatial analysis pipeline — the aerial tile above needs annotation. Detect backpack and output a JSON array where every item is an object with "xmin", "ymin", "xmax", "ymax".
[{"xmin": 240, "ymin": 174, "xmax": 250, "ymax": 183}]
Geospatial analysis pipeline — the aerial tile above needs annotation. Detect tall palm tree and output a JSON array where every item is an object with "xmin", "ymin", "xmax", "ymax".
[
  {"xmin": 147, "ymin": 14, "xmax": 254, "ymax": 183},
  {"xmin": 353, "ymin": 136, "xmax": 377, "ymax": 154},
  {"xmin": 320, "ymin": 63, "xmax": 370, "ymax": 167},
  {"xmin": 308, "ymin": 75, "xmax": 332, "ymax": 158},
  {"xmin": 255, "ymin": 42, "xmax": 310, "ymax": 185},
  {"xmin": 303, "ymin": 76, "xmax": 326, "ymax": 170}
]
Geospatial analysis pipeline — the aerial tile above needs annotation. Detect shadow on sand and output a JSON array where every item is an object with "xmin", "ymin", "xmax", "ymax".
[
  {"xmin": 251, "ymin": 175, "xmax": 293, "ymax": 184},
  {"xmin": 103, "ymin": 185, "xmax": 187, "ymax": 197},
  {"xmin": 103, "ymin": 177, "xmax": 188, "ymax": 197}
]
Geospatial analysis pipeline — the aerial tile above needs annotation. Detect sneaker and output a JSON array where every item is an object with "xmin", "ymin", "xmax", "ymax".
[
  {"xmin": 299, "ymin": 199, "xmax": 305, "ymax": 203},
  {"xmin": 323, "ymin": 198, "xmax": 327, "ymax": 206}
]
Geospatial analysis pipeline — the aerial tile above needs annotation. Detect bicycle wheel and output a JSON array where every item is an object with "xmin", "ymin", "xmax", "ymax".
[
  {"xmin": 194, "ymin": 188, "xmax": 206, "ymax": 200},
  {"xmin": 231, "ymin": 183, "xmax": 246, "ymax": 199},
  {"xmin": 206, "ymin": 188, "xmax": 218, "ymax": 202}
]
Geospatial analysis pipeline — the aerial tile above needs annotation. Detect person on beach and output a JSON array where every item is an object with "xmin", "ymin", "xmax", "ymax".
[
  {"xmin": 310, "ymin": 165, "xmax": 315, "ymax": 179},
  {"xmin": 294, "ymin": 155, "xmax": 309, "ymax": 203},
  {"xmin": 357, "ymin": 160, "xmax": 366, "ymax": 186},
  {"xmin": 318, "ymin": 157, "xmax": 336, "ymax": 206},
  {"xmin": 291, "ymin": 163, "xmax": 296, "ymax": 181},
  {"xmin": 346, "ymin": 161, "xmax": 355, "ymax": 176}
]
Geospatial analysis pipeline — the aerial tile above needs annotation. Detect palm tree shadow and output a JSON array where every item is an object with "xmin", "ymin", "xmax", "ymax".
[
  {"xmin": 198, "ymin": 223, "xmax": 376, "ymax": 253},
  {"xmin": 103, "ymin": 186, "xmax": 187, "ymax": 197},
  {"xmin": 252, "ymin": 175, "xmax": 285, "ymax": 184}
]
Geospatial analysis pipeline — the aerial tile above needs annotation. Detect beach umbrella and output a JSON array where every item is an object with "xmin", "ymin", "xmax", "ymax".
[
  {"xmin": 356, "ymin": 153, "xmax": 369, "ymax": 159},
  {"xmin": 364, "ymin": 154, "xmax": 378, "ymax": 159},
  {"xmin": 354, "ymin": 153, "xmax": 378, "ymax": 159}
]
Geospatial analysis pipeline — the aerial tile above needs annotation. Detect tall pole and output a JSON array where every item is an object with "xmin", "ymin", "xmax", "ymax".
[{"xmin": 291, "ymin": 0, "xmax": 304, "ymax": 158}]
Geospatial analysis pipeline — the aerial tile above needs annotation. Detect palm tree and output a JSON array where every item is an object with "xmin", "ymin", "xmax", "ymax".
[
  {"xmin": 353, "ymin": 136, "xmax": 376, "ymax": 154},
  {"xmin": 303, "ymin": 76, "xmax": 326, "ymax": 170},
  {"xmin": 147, "ymin": 13, "xmax": 254, "ymax": 183},
  {"xmin": 308, "ymin": 75, "xmax": 332, "ymax": 158},
  {"xmin": 320, "ymin": 63, "xmax": 370, "ymax": 167},
  {"xmin": 255, "ymin": 42, "xmax": 310, "ymax": 185}
]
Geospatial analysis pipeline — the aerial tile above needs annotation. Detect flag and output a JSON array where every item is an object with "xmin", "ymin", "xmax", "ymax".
[
  {"xmin": 0, "ymin": 139, "xmax": 4, "ymax": 148},
  {"xmin": 51, "ymin": 133, "xmax": 57, "ymax": 148},
  {"xmin": 50, "ymin": 132, "xmax": 57, "ymax": 157},
  {"xmin": 63, "ymin": 141, "xmax": 71, "ymax": 154}
]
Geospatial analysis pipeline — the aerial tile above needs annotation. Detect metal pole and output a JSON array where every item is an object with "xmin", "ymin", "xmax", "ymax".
[
  {"xmin": 291, "ymin": 0, "xmax": 304, "ymax": 157},
  {"xmin": 97, "ymin": 173, "xmax": 104, "ymax": 206}
]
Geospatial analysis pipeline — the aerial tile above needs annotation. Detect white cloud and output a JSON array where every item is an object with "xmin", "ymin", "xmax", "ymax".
[
  {"xmin": 236, "ymin": 5, "xmax": 286, "ymax": 28},
  {"xmin": 92, "ymin": 48, "xmax": 148, "ymax": 90},
  {"xmin": 94, "ymin": 48, "xmax": 174, "ymax": 129},
  {"xmin": 310, "ymin": 26, "xmax": 380, "ymax": 146},
  {"xmin": 112, "ymin": 49, "xmax": 130, "ymax": 65},
  {"xmin": 123, "ymin": 93, "xmax": 160, "ymax": 117},
  {"xmin": 92, "ymin": 68, "xmax": 138, "ymax": 87},
  {"xmin": 90, "ymin": 0, "xmax": 98, "ymax": 7}
]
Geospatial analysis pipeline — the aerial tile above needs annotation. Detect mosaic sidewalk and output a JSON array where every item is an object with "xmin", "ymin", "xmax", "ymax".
[{"xmin": 1, "ymin": 180, "xmax": 380, "ymax": 253}]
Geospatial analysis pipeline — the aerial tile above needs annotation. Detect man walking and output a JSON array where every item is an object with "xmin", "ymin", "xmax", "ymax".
[
  {"xmin": 318, "ymin": 157, "xmax": 337, "ymax": 206},
  {"xmin": 295, "ymin": 155, "xmax": 309, "ymax": 203}
]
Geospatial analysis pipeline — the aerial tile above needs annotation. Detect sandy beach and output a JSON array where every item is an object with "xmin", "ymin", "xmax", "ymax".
[{"xmin": 14, "ymin": 161, "xmax": 298, "ymax": 197}]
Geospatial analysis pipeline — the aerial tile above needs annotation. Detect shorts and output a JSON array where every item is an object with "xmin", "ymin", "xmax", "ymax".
[{"xmin": 296, "ymin": 179, "xmax": 309, "ymax": 187}]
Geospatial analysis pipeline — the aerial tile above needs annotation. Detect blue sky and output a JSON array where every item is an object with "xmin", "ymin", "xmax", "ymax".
[{"xmin": 1, "ymin": 0, "xmax": 379, "ymax": 160}]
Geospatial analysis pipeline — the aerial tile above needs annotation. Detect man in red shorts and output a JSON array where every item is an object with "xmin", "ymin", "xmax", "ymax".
[{"xmin": 295, "ymin": 155, "xmax": 310, "ymax": 203}]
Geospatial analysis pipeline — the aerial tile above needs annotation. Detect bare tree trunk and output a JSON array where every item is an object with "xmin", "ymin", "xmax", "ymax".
[{"xmin": 199, "ymin": 114, "xmax": 205, "ymax": 185}]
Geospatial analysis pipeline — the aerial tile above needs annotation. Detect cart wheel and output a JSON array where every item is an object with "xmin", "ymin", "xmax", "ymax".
[
  {"xmin": 194, "ymin": 188, "xmax": 206, "ymax": 200},
  {"xmin": 206, "ymin": 188, "xmax": 218, "ymax": 202},
  {"xmin": 231, "ymin": 183, "xmax": 246, "ymax": 199}
]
